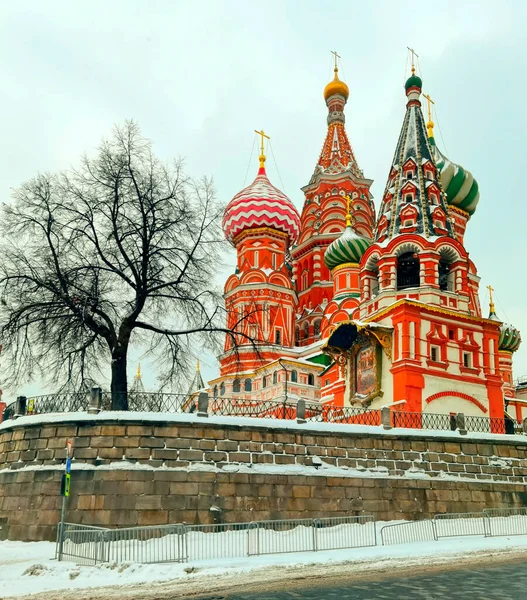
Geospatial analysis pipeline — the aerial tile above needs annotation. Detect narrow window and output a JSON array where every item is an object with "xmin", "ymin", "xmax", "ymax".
[
  {"xmin": 291, "ymin": 370, "xmax": 298, "ymax": 383},
  {"xmin": 407, "ymin": 171, "xmax": 414, "ymax": 179},
  {"xmin": 233, "ymin": 378, "xmax": 241, "ymax": 393},
  {"xmin": 397, "ymin": 252, "xmax": 420, "ymax": 290},
  {"xmin": 275, "ymin": 329, "xmax": 281, "ymax": 345},
  {"xmin": 262, "ymin": 376, "xmax": 267, "ymax": 388},
  {"xmin": 325, "ymin": 378, "xmax": 330, "ymax": 386},
  {"xmin": 220, "ymin": 382, "xmax": 225, "ymax": 396},
  {"xmin": 273, "ymin": 371, "xmax": 278, "ymax": 385},
  {"xmin": 430, "ymin": 346, "xmax": 439, "ymax": 362},
  {"xmin": 254, "ymin": 251, "xmax": 259, "ymax": 268},
  {"xmin": 448, "ymin": 329, "xmax": 455, "ymax": 340},
  {"xmin": 314, "ymin": 320, "xmax": 321, "ymax": 336},
  {"xmin": 213, "ymin": 385, "xmax": 218, "ymax": 397},
  {"xmin": 244, "ymin": 378, "xmax": 252, "ymax": 392},
  {"xmin": 405, "ymin": 194, "xmax": 413, "ymax": 203},
  {"xmin": 463, "ymin": 352, "xmax": 472, "ymax": 368},
  {"xmin": 308, "ymin": 373, "xmax": 315, "ymax": 386},
  {"xmin": 404, "ymin": 219, "xmax": 414, "ymax": 227},
  {"xmin": 272, "ymin": 253, "xmax": 276, "ymax": 269},
  {"xmin": 295, "ymin": 328, "xmax": 300, "ymax": 344},
  {"xmin": 439, "ymin": 260, "xmax": 452, "ymax": 291}
]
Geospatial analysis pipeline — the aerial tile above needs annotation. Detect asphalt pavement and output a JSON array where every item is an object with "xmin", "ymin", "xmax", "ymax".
[{"xmin": 205, "ymin": 559, "xmax": 527, "ymax": 600}]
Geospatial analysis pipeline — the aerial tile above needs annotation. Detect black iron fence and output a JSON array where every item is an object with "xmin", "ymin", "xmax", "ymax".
[{"xmin": 1, "ymin": 390, "xmax": 526, "ymax": 437}]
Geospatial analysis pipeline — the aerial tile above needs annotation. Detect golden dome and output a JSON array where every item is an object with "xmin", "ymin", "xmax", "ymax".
[{"xmin": 324, "ymin": 67, "xmax": 349, "ymax": 101}]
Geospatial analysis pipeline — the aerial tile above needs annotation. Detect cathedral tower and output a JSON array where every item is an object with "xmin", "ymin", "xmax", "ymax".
[{"xmin": 292, "ymin": 55, "xmax": 375, "ymax": 346}]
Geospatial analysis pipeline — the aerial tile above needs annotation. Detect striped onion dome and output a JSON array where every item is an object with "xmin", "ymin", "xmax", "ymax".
[
  {"xmin": 429, "ymin": 137, "xmax": 479, "ymax": 216},
  {"xmin": 499, "ymin": 323, "xmax": 522, "ymax": 353},
  {"xmin": 489, "ymin": 307, "xmax": 521, "ymax": 352},
  {"xmin": 324, "ymin": 224, "xmax": 371, "ymax": 270},
  {"xmin": 222, "ymin": 166, "xmax": 300, "ymax": 245}
]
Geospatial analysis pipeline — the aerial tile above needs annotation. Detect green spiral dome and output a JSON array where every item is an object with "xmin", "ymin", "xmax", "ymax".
[
  {"xmin": 429, "ymin": 137, "xmax": 480, "ymax": 216},
  {"xmin": 324, "ymin": 225, "xmax": 371, "ymax": 270},
  {"xmin": 499, "ymin": 323, "xmax": 522, "ymax": 353}
]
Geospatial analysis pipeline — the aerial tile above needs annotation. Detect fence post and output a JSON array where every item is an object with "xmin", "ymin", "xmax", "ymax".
[
  {"xmin": 456, "ymin": 412, "xmax": 467, "ymax": 435},
  {"xmin": 13, "ymin": 396, "xmax": 27, "ymax": 419},
  {"xmin": 381, "ymin": 406, "xmax": 392, "ymax": 430},
  {"xmin": 197, "ymin": 392, "xmax": 209, "ymax": 417},
  {"xmin": 296, "ymin": 399, "xmax": 306, "ymax": 424},
  {"xmin": 313, "ymin": 519, "xmax": 320, "ymax": 552},
  {"xmin": 523, "ymin": 418, "xmax": 527, "ymax": 435},
  {"xmin": 88, "ymin": 387, "xmax": 103, "ymax": 415}
]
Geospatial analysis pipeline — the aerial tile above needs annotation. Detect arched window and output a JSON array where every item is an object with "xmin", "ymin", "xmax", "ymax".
[
  {"xmin": 308, "ymin": 373, "xmax": 315, "ymax": 386},
  {"xmin": 213, "ymin": 385, "xmax": 218, "ymax": 397},
  {"xmin": 244, "ymin": 378, "xmax": 252, "ymax": 392},
  {"xmin": 273, "ymin": 371, "xmax": 278, "ymax": 385},
  {"xmin": 439, "ymin": 259, "xmax": 454, "ymax": 291},
  {"xmin": 275, "ymin": 329, "xmax": 281, "ymax": 345},
  {"xmin": 220, "ymin": 382, "xmax": 225, "ymax": 396},
  {"xmin": 232, "ymin": 378, "xmax": 241, "ymax": 393},
  {"xmin": 397, "ymin": 252, "xmax": 420, "ymax": 290},
  {"xmin": 262, "ymin": 376, "xmax": 267, "ymax": 388},
  {"xmin": 291, "ymin": 370, "xmax": 298, "ymax": 383},
  {"xmin": 304, "ymin": 322, "xmax": 309, "ymax": 339},
  {"xmin": 314, "ymin": 320, "xmax": 321, "ymax": 336},
  {"xmin": 295, "ymin": 328, "xmax": 300, "ymax": 344}
]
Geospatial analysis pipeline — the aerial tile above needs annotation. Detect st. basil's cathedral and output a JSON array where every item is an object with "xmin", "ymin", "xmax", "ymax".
[{"xmin": 211, "ymin": 54, "xmax": 525, "ymax": 424}]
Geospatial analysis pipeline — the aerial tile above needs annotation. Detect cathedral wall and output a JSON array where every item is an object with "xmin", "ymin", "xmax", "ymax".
[{"xmin": 1, "ymin": 414, "xmax": 527, "ymax": 542}]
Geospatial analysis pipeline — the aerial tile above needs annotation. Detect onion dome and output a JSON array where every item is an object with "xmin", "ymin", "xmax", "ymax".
[
  {"xmin": 405, "ymin": 74, "xmax": 422, "ymax": 91},
  {"xmin": 324, "ymin": 66, "xmax": 349, "ymax": 101},
  {"xmin": 222, "ymin": 136, "xmax": 300, "ymax": 245},
  {"xmin": 429, "ymin": 138, "xmax": 479, "ymax": 216},
  {"xmin": 499, "ymin": 323, "xmax": 522, "ymax": 352},
  {"xmin": 487, "ymin": 291, "xmax": 521, "ymax": 352},
  {"xmin": 324, "ymin": 206, "xmax": 371, "ymax": 270}
]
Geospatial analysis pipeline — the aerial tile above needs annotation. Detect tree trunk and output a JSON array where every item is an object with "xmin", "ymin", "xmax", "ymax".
[{"xmin": 111, "ymin": 346, "xmax": 129, "ymax": 410}]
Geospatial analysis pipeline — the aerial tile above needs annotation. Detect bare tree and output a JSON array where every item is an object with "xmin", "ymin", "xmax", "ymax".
[{"xmin": 0, "ymin": 121, "xmax": 248, "ymax": 409}]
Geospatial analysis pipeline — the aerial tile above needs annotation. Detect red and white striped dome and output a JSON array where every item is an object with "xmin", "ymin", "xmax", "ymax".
[{"xmin": 223, "ymin": 166, "xmax": 301, "ymax": 245}]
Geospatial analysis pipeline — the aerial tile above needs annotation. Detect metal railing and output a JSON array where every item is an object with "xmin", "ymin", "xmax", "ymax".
[
  {"xmin": 434, "ymin": 512, "xmax": 487, "ymax": 538},
  {"xmin": 483, "ymin": 508, "xmax": 527, "ymax": 537},
  {"xmin": 57, "ymin": 516, "xmax": 376, "ymax": 565},
  {"xmin": 2, "ymin": 390, "xmax": 526, "ymax": 438},
  {"xmin": 380, "ymin": 519, "xmax": 437, "ymax": 545}
]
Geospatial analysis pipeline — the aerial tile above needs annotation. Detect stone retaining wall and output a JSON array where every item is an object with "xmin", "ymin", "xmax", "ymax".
[{"xmin": 1, "ymin": 414, "xmax": 526, "ymax": 541}]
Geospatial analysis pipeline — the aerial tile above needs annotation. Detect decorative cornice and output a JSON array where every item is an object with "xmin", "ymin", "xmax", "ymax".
[{"xmin": 332, "ymin": 262, "xmax": 360, "ymax": 273}]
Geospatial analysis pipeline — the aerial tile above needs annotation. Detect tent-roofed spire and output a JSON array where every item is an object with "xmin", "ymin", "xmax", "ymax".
[
  {"xmin": 374, "ymin": 68, "xmax": 454, "ymax": 243},
  {"xmin": 309, "ymin": 52, "xmax": 363, "ymax": 184}
]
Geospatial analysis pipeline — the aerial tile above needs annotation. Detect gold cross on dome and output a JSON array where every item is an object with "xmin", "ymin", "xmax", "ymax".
[
  {"xmin": 407, "ymin": 46, "xmax": 419, "ymax": 74},
  {"xmin": 344, "ymin": 194, "xmax": 353, "ymax": 227},
  {"xmin": 331, "ymin": 50, "xmax": 341, "ymax": 70},
  {"xmin": 487, "ymin": 285, "xmax": 496, "ymax": 313},
  {"xmin": 423, "ymin": 93, "xmax": 435, "ymax": 138},
  {"xmin": 254, "ymin": 129, "xmax": 270, "ymax": 156}
]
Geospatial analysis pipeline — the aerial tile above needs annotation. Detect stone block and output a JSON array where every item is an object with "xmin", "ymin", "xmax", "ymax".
[
  {"xmin": 90, "ymin": 436, "xmax": 115, "ymax": 448},
  {"xmin": 153, "ymin": 426, "xmax": 180, "ymax": 438},
  {"xmin": 204, "ymin": 451, "xmax": 228, "ymax": 463},
  {"xmin": 229, "ymin": 452, "xmax": 251, "ymax": 463},
  {"xmin": 169, "ymin": 482, "xmax": 198, "ymax": 495},
  {"xmin": 179, "ymin": 449, "xmax": 204, "ymax": 461},
  {"xmin": 113, "ymin": 436, "xmax": 140, "ymax": 448},
  {"xmin": 98, "ymin": 448, "xmax": 125, "ymax": 460},
  {"xmin": 124, "ymin": 448, "xmax": 151, "ymax": 460},
  {"xmin": 139, "ymin": 437, "xmax": 164, "ymax": 448},
  {"xmin": 127, "ymin": 425, "xmax": 153, "ymax": 436},
  {"xmin": 136, "ymin": 495, "xmax": 163, "ymax": 510}
]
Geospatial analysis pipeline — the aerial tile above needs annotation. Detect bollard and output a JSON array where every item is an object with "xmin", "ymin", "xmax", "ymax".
[
  {"xmin": 197, "ymin": 392, "xmax": 209, "ymax": 417},
  {"xmin": 13, "ymin": 396, "xmax": 27, "ymax": 419},
  {"xmin": 381, "ymin": 406, "xmax": 392, "ymax": 430},
  {"xmin": 296, "ymin": 399, "xmax": 306, "ymax": 424},
  {"xmin": 87, "ymin": 387, "xmax": 103, "ymax": 414},
  {"xmin": 456, "ymin": 412, "xmax": 467, "ymax": 435}
]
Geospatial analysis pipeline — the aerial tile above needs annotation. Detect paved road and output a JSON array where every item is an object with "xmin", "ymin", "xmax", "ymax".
[{"xmin": 205, "ymin": 560, "xmax": 527, "ymax": 600}]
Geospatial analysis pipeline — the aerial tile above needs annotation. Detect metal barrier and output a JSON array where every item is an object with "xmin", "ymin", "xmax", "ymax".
[
  {"xmin": 433, "ymin": 512, "xmax": 487, "ymax": 538},
  {"xmin": 105, "ymin": 524, "xmax": 187, "ymax": 564},
  {"xmin": 186, "ymin": 522, "xmax": 253, "ymax": 561},
  {"xmin": 57, "ymin": 524, "xmax": 109, "ymax": 566},
  {"xmin": 483, "ymin": 508, "xmax": 527, "ymax": 537},
  {"xmin": 380, "ymin": 520, "xmax": 437, "ymax": 545},
  {"xmin": 248, "ymin": 516, "xmax": 376, "ymax": 556}
]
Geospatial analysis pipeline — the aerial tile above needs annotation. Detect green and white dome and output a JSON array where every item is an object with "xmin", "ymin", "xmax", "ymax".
[
  {"xmin": 488, "ymin": 304, "xmax": 521, "ymax": 353},
  {"xmin": 499, "ymin": 323, "xmax": 522, "ymax": 353},
  {"xmin": 429, "ymin": 137, "xmax": 479, "ymax": 216},
  {"xmin": 324, "ymin": 224, "xmax": 371, "ymax": 270}
]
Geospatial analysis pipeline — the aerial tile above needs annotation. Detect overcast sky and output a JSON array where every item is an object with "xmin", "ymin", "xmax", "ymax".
[{"xmin": 1, "ymin": 0, "xmax": 526, "ymax": 397}]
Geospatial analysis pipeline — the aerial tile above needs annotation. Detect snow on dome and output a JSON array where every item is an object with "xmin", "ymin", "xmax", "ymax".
[{"xmin": 223, "ymin": 168, "xmax": 301, "ymax": 245}]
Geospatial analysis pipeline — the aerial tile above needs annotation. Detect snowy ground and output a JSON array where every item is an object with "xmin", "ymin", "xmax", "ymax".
[{"xmin": 2, "ymin": 534, "xmax": 527, "ymax": 599}]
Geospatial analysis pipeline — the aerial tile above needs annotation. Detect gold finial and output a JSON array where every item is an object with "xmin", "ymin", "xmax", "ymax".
[
  {"xmin": 196, "ymin": 359, "xmax": 200, "ymax": 373},
  {"xmin": 136, "ymin": 363, "xmax": 141, "ymax": 379},
  {"xmin": 487, "ymin": 285, "xmax": 496, "ymax": 314},
  {"xmin": 344, "ymin": 194, "xmax": 353, "ymax": 227},
  {"xmin": 423, "ymin": 93, "xmax": 435, "ymax": 139},
  {"xmin": 331, "ymin": 50, "xmax": 341, "ymax": 78},
  {"xmin": 254, "ymin": 129, "xmax": 270, "ymax": 169},
  {"xmin": 407, "ymin": 47, "xmax": 419, "ymax": 75}
]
